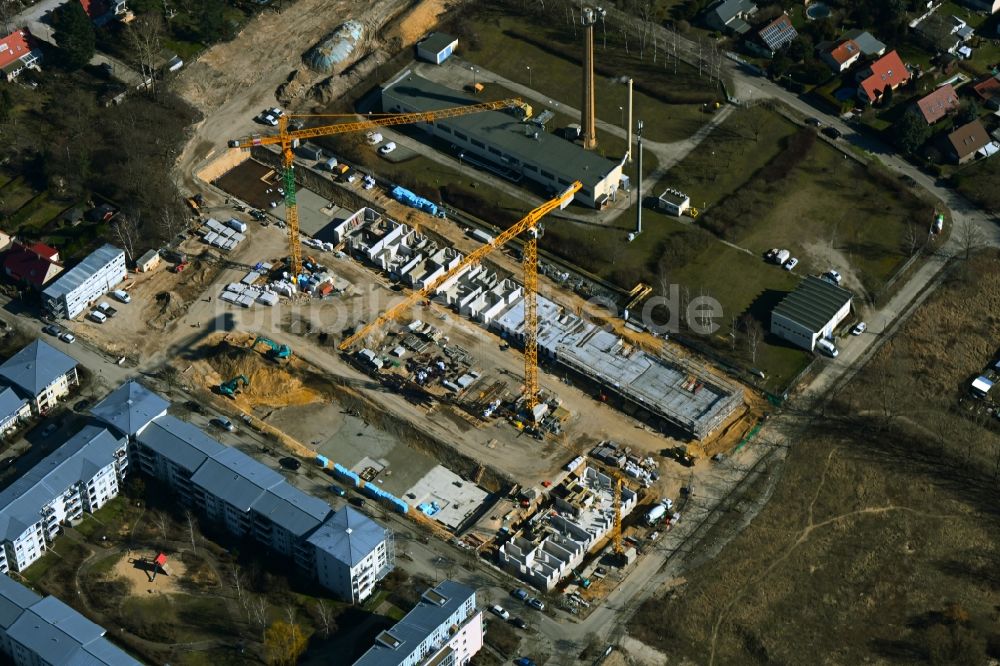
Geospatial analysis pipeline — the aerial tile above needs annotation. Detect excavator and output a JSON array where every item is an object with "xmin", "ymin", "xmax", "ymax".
[
  {"xmin": 219, "ymin": 375, "xmax": 249, "ymax": 397},
  {"xmin": 251, "ymin": 336, "xmax": 292, "ymax": 360}
]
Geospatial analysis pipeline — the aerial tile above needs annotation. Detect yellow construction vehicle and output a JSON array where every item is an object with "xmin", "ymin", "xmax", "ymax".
[
  {"xmin": 338, "ymin": 182, "xmax": 581, "ymax": 413},
  {"xmin": 228, "ymin": 98, "xmax": 522, "ymax": 277}
]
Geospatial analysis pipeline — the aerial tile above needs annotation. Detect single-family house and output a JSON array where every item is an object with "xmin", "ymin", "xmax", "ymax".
[
  {"xmin": 0, "ymin": 28, "xmax": 42, "ymax": 82},
  {"xmin": 821, "ymin": 39, "xmax": 862, "ymax": 73},
  {"xmin": 972, "ymin": 74, "xmax": 1000, "ymax": 111},
  {"xmin": 914, "ymin": 13, "xmax": 973, "ymax": 55},
  {"xmin": 2, "ymin": 242, "xmax": 64, "ymax": 290},
  {"xmin": 914, "ymin": 83, "xmax": 960, "ymax": 125},
  {"xmin": 0, "ymin": 388, "xmax": 30, "ymax": 438},
  {"xmin": 0, "ymin": 339, "xmax": 79, "ymax": 414},
  {"xmin": 843, "ymin": 30, "xmax": 887, "ymax": 58},
  {"xmin": 756, "ymin": 13, "xmax": 797, "ymax": 54},
  {"xmin": 704, "ymin": 0, "xmax": 758, "ymax": 35},
  {"xmin": 857, "ymin": 50, "xmax": 910, "ymax": 104},
  {"xmin": 945, "ymin": 119, "xmax": 992, "ymax": 163},
  {"xmin": 415, "ymin": 32, "xmax": 458, "ymax": 65},
  {"xmin": 771, "ymin": 276, "xmax": 853, "ymax": 351}
]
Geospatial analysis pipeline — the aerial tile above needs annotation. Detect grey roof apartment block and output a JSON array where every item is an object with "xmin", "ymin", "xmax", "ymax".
[
  {"xmin": 0, "ymin": 387, "xmax": 28, "ymax": 425},
  {"xmin": 354, "ymin": 580, "xmax": 478, "ymax": 666},
  {"xmin": 136, "ymin": 414, "xmax": 226, "ymax": 474},
  {"xmin": 0, "ymin": 425, "xmax": 127, "ymax": 542},
  {"xmin": 42, "ymin": 244, "xmax": 126, "ymax": 319},
  {"xmin": 307, "ymin": 506, "xmax": 387, "ymax": 567},
  {"xmin": 772, "ymin": 275, "xmax": 853, "ymax": 333},
  {"xmin": 0, "ymin": 575, "xmax": 142, "ymax": 665},
  {"xmin": 90, "ymin": 380, "xmax": 169, "ymax": 438},
  {"xmin": 0, "ymin": 339, "xmax": 77, "ymax": 399}
]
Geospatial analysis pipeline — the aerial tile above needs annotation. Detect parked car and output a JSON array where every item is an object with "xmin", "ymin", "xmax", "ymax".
[
  {"xmin": 59, "ymin": 332, "xmax": 76, "ymax": 344},
  {"xmin": 824, "ymin": 269, "xmax": 842, "ymax": 285},
  {"xmin": 329, "ymin": 485, "xmax": 347, "ymax": 497},
  {"xmin": 74, "ymin": 398, "xmax": 92, "ymax": 411},
  {"xmin": 378, "ymin": 141, "xmax": 397, "ymax": 156},
  {"xmin": 111, "ymin": 289, "xmax": 131, "ymax": 304},
  {"xmin": 42, "ymin": 324, "xmax": 62, "ymax": 336},
  {"xmin": 489, "ymin": 605, "xmax": 510, "ymax": 620},
  {"xmin": 184, "ymin": 400, "xmax": 204, "ymax": 413},
  {"xmin": 816, "ymin": 338, "xmax": 839, "ymax": 358},
  {"xmin": 851, "ymin": 322, "xmax": 867, "ymax": 336},
  {"xmin": 822, "ymin": 126, "xmax": 842, "ymax": 139},
  {"xmin": 96, "ymin": 302, "xmax": 117, "ymax": 317},
  {"xmin": 511, "ymin": 588, "xmax": 529, "ymax": 601},
  {"xmin": 0, "ymin": 457, "xmax": 15, "ymax": 467},
  {"xmin": 212, "ymin": 417, "xmax": 236, "ymax": 432},
  {"xmin": 514, "ymin": 658, "xmax": 536, "ymax": 666},
  {"xmin": 88, "ymin": 311, "xmax": 107, "ymax": 324},
  {"xmin": 349, "ymin": 497, "xmax": 366, "ymax": 508},
  {"xmin": 784, "ymin": 257, "xmax": 798, "ymax": 271},
  {"xmin": 509, "ymin": 617, "xmax": 528, "ymax": 629},
  {"xmin": 527, "ymin": 598, "xmax": 545, "ymax": 611},
  {"xmin": 805, "ymin": 117, "xmax": 822, "ymax": 127},
  {"xmin": 279, "ymin": 457, "xmax": 301, "ymax": 471},
  {"xmin": 40, "ymin": 423, "xmax": 58, "ymax": 438}
]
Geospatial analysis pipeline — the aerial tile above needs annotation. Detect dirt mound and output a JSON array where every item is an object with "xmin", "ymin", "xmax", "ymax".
[
  {"xmin": 388, "ymin": 0, "xmax": 448, "ymax": 46},
  {"xmin": 147, "ymin": 291, "xmax": 188, "ymax": 331},
  {"xmin": 276, "ymin": 69, "xmax": 315, "ymax": 106},
  {"xmin": 199, "ymin": 335, "xmax": 325, "ymax": 408}
]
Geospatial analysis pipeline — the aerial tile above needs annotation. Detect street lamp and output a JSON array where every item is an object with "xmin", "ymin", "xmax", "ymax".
[
  {"xmin": 526, "ymin": 65, "xmax": 532, "ymax": 87},
  {"xmin": 470, "ymin": 66, "xmax": 478, "ymax": 87},
  {"xmin": 619, "ymin": 105, "xmax": 623, "ymax": 128}
]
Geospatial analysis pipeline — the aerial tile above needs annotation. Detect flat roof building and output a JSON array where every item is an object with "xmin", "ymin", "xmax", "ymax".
[
  {"xmin": 415, "ymin": 32, "xmax": 458, "ymax": 65},
  {"xmin": 42, "ymin": 244, "xmax": 126, "ymax": 319},
  {"xmin": 770, "ymin": 275, "xmax": 853, "ymax": 351},
  {"xmin": 380, "ymin": 71, "xmax": 624, "ymax": 208},
  {"xmin": 353, "ymin": 580, "xmax": 483, "ymax": 666}
]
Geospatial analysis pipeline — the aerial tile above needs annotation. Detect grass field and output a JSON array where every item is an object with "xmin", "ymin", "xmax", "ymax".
[
  {"xmin": 953, "ymin": 155, "xmax": 1000, "ymax": 213},
  {"xmin": 460, "ymin": 6, "xmax": 719, "ymax": 143},
  {"xmin": 631, "ymin": 250, "xmax": 1000, "ymax": 664}
]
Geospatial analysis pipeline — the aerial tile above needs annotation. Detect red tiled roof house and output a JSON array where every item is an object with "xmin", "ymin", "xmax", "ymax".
[
  {"xmin": 821, "ymin": 39, "xmax": 862, "ymax": 73},
  {"xmin": 0, "ymin": 28, "xmax": 42, "ymax": 82},
  {"xmin": 857, "ymin": 50, "xmax": 910, "ymax": 104},
  {"xmin": 914, "ymin": 83, "xmax": 960, "ymax": 124},
  {"xmin": 3, "ymin": 242, "xmax": 64, "ymax": 290}
]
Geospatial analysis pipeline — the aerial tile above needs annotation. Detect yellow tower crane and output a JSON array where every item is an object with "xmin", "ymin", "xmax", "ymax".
[
  {"xmin": 339, "ymin": 182, "xmax": 581, "ymax": 411},
  {"xmin": 227, "ymin": 98, "xmax": 523, "ymax": 277}
]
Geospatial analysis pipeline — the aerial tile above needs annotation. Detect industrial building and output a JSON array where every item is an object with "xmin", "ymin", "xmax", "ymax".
[
  {"xmin": 498, "ymin": 466, "xmax": 637, "ymax": 591},
  {"xmin": 42, "ymin": 244, "xmax": 126, "ymax": 319},
  {"xmin": 337, "ymin": 207, "xmax": 743, "ymax": 439},
  {"xmin": 0, "ymin": 339, "xmax": 79, "ymax": 414},
  {"xmin": 770, "ymin": 275, "xmax": 853, "ymax": 351},
  {"xmin": 0, "ymin": 425, "xmax": 129, "ymax": 574},
  {"xmin": 0, "ymin": 575, "xmax": 141, "ymax": 665},
  {"xmin": 380, "ymin": 71, "xmax": 625, "ymax": 209},
  {"xmin": 353, "ymin": 579, "xmax": 483, "ymax": 666},
  {"xmin": 93, "ymin": 381, "xmax": 395, "ymax": 603}
]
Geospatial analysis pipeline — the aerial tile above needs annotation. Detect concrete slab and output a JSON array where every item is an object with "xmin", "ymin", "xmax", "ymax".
[{"xmin": 405, "ymin": 464, "xmax": 489, "ymax": 531}]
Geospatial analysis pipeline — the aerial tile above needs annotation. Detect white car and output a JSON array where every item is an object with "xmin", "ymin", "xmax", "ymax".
[
  {"xmin": 111, "ymin": 289, "xmax": 130, "ymax": 304},
  {"xmin": 816, "ymin": 338, "xmax": 839, "ymax": 358},
  {"xmin": 784, "ymin": 257, "xmax": 798, "ymax": 271},
  {"xmin": 489, "ymin": 605, "xmax": 510, "ymax": 620},
  {"xmin": 378, "ymin": 141, "xmax": 397, "ymax": 156},
  {"xmin": 89, "ymin": 311, "xmax": 107, "ymax": 324},
  {"xmin": 269, "ymin": 107, "xmax": 284, "ymax": 118},
  {"xmin": 261, "ymin": 113, "xmax": 278, "ymax": 126},
  {"xmin": 851, "ymin": 322, "xmax": 867, "ymax": 335},
  {"xmin": 824, "ymin": 269, "xmax": 842, "ymax": 285},
  {"xmin": 59, "ymin": 332, "xmax": 76, "ymax": 344}
]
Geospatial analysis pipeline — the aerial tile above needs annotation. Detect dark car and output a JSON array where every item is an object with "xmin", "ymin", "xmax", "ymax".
[
  {"xmin": 349, "ymin": 497, "xmax": 366, "ymax": 508},
  {"xmin": 279, "ymin": 457, "xmax": 301, "ymax": 471},
  {"xmin": 184, "ymin": 400, "xmax": 204, "ymax": 414},
  {"xmin": 1, "ymin": 457, "xmax": 16, "ymax": 467},
  {"xmin": 514, "ymin": 658, "xmax": 536, "ymax": 666},
  {"xmin": 805, "ymin": 117, "xmax": 822, "ymax": 127},
  {"xmin": 822, "ymin": 126, "xmax": 842, "ymax": 139},
  {"xmin": 73, "ymin": 398, "xmax": 92, "ymax": 412},
  {"xmin": 329, "ymin": 485, "xmax": 347, "ymax": 497},
  {"xmin": 511, "ymin": 588, "xmax": 529, "ymax": 601},
  {"xmin": 509, "ymin": 617, "xmax": 528, "ymax": 629},
  {"xmin": 42, "ymin": 324, "xmax": 62, "ymax": 336}
]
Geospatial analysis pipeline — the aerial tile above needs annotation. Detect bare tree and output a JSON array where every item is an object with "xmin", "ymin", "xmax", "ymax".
[
  {"xmin": 154, "ymin": 511, "xmax": 168, "ymax": 540},
  {"xmin": 902, "ymin": 223, "xmax": 922, "ymax": 257},
  {"xmin": 185, "ymin": 511, "xmax": 197, "ymax": 553},
  {"xmin": 231, "ymin": 564, "xmax": 246, "ymax": 609},
  {"xmin": 958, "ymin": 218, "xmax": 985, "ymax": 261},
  {"xmin": 112, "ymin": 215, "xmax": 141, "ymax": 263},
  {"xmin": 158, "ymin": 206, "xmax": 185, "ymax": 242},
  {"xmin": 742, "ymin": 315, "xmax": 763, "ymax": 365},
  {"xmin": 249, "ymin": 596, "xmax": 269, "ymax": 631},
  {"xmin": 314, "ymin": 600, "xmax": 336, "ymax": 638},
  {"xmin": 125, "ymin": 14, "xmax": 164, "ymax": 96}
]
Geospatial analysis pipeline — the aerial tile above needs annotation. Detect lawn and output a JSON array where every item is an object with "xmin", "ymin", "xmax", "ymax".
[
  {"xmin": 460, "ymin": 6, "xmax": 720, "ymax": 143},
  {"xmin": 953, "ymin": 153, "xmax": 1000, "ymax": 212},
  {"xmin": 0, "ymin": 176, "xmax": 41, "ymax": 217}
]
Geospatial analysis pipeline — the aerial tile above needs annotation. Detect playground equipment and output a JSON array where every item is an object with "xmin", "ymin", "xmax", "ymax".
[
  {"xmin": 219, "ymin": 374, "xmax": 249, "ymax": 397},
  {"xmin": 251, "ymin": 336, "xmax": 292, "ymax": 360}
]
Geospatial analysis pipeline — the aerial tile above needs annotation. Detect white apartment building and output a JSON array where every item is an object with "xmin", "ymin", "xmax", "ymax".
[
  {"xmin": 354, "ymin": 580, "xmax": 483, "ymax": 666},
  {"xmin": 0, "ymin": 388, "xmax": 30, "ymax": 438},
  {"xmin": 42, "ymin": 244, "xmax": 126, "ymax": 319},
  {"xmin": 0, "ymin": 426, "xmax": 128, "ymax": 574},
  {"xmin": 0, "ymin": 339, "xmax": 78, "ymax": 413},
  {"xmin": 308, "ymin": 506, "xmax": 394, "ymax": 603}
]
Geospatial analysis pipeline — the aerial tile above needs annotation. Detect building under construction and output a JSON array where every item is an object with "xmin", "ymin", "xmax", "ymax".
[
  {"xmin": 497, "ymin": 465, "xmax": 637, "ymax": 591},
  {"xmin": 379, "ymin": 70, "xmax": 625, "ymax": 209},
  {"xmin": 334, "ymin": 207, "xmax": 743, "ymax": 439}
]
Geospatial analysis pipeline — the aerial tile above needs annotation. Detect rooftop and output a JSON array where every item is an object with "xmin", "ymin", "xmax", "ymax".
[
  {"xmin": 0, "ymin": 339, "xmax": 77, "ymax": 398},
  {"xmin": 417, "ymin": 32, "xmax": 458, "ymax": 54},
  {"xmin": 0, "ymin": 28, "xmax": 38, "ymax": 71},
  {"xmin": 353, "ymin": 580, "xmax": 477, "ymax": 666},
  {"xmin": 41, "ymin": 244, "xmax": 124, "ymax": 302},
  {"xmin": 0, "ymin": 387, "xmax": 28, "ymax": 421},
  {"xmin": 381, "ymin": 72, "xmax": 620, "ymax": 189},
  {"xmin": 843, "ymin": 29, "xmax": 886, "ymax": 57},
  {"xmin": 859, "ymin": 50, "xmax": 909, "ymax": 102},
  {"xmin": 307, "ymin": 506, "xmax": 387, "ymax": 567},
  {"xmin": 758, "ymin": 14, "xmax": 797, "ymax": 51},
  {"xmin": 0, "ymin": 425, "xmax": 126, "ymax": 542},
  {"xmin": 826, "ymin": 39, "xmax": 860, "ymax": 65},
  {"xmin": 136, "ymin": 415, "xmax": 226, "ymax": 473},
  {"xmin": 947, "ymin": 119, "xmax": 991, "ymax": 159},
  {"xmin": 90, "ymin": 380, "xmax": 169, "ymax": 438},
  {"xmin": 771, "ymin": 275, "xmax": 853, "ymax": 333},
  {"xmin": 915, "ymin": 83, "xmax": 959, "ymax": 124}
]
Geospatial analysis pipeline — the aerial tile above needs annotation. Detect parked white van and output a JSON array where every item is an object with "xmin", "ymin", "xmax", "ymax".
[{"xmin": 816, "ymin": 338, "xmax": 838, "ymax": 358}]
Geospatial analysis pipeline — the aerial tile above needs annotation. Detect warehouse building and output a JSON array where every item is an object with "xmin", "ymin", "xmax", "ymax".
[
  {"xmin": 0, "ymin": 339, "xmax": 78, "ymax": 414},
  {"xmin": 353, "ymin": 580, "xmax": 483, "ymax": 666},
  {"xmin": 96, "ymin": 381, "xmax": 395, "ymax": 603},
  {"xmin": 770, "ymin": 275, "xmax": 853, "ymax": 351},
  {"xmin": 0, "ymin": 425, "xmax": 129, "ymax": 574},
  {"xmin": 42, "ymin": 244, "xmax": 126, "ymax": 319},
  {"xmin": 380, "ymin": 71, "xmax": 625, "ymax": 208},
  {"xmin": 0, "ymin": 575, "xmax": 142, "ymax": 665}
]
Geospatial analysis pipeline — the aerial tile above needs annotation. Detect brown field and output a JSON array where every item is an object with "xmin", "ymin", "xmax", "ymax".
[{"xmin": 629, "ymin": 250, "xmax": 1000, "ymax": 665}]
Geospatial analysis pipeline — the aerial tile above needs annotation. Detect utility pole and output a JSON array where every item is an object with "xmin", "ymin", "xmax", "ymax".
[{"xmin": 630, "ymin": 120, "xmax": 643, "ymax": 242}]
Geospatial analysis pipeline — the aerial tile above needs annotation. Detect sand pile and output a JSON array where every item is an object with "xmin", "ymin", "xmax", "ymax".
[
  {"xmin": 146, "ymin": 291, "xmax": 188, "ymax": 331},
  {"xmin": 200, "ymin": 335, "xmax": 324, "ymax": 408}
]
